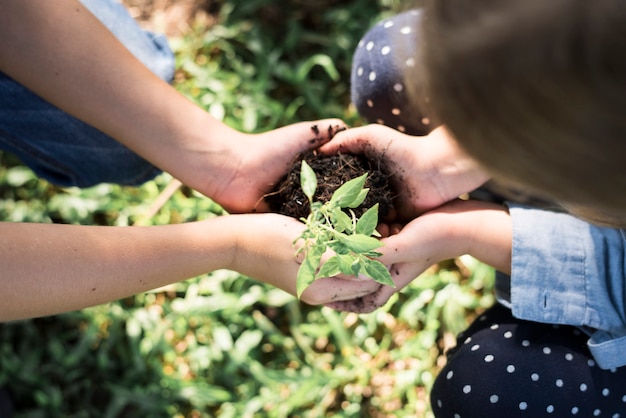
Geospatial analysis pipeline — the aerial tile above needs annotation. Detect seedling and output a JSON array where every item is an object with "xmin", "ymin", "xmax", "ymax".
[{"xmin": 295, "ymin": 161, "xmax": 395, "ymax": 297}]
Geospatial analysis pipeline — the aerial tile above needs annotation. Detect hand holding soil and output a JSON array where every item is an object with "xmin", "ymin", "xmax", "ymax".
[
  {"xmin": 319, "ymin": 124, "xmax": 490, "ymax": 220},
  {"xmin": 206, "ymin": 119, "xmax": 347, "ymax": 213}
]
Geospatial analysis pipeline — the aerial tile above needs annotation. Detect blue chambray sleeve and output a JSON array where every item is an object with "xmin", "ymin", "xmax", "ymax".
[{"xmin": 506, "ymin": 204, "xmax": 626, "ymax": 369}]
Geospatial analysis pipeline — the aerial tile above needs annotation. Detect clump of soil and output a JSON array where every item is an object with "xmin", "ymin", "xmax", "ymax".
[{"xmin": 266, "ymin": 151, "xmax": 394, "ymax": 220}]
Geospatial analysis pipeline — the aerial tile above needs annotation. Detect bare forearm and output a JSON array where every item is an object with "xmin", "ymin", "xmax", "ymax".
[
  {"xmin": 0, "ymin": 220, "xmax": 236, "ymax": 321},
  {"xmin": 0, "ymin": 1, "xmax": 236, "ymax": 184}
]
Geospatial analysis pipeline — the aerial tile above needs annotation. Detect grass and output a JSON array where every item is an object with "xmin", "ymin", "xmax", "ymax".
[{"xmin": 0, "ymin": 1, "xmax": 495, "ymax": 416}]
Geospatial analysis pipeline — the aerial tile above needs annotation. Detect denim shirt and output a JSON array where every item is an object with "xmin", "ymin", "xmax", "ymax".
[{"xmin": 495, "ymin": 204, "xmax": 626, "ymax": 370}]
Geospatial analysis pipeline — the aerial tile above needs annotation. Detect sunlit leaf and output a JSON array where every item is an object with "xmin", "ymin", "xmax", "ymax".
[
  {"xmin": 300, "ymin": 160, "xmax": 317, "ymax": 202},
  {"xmin": 329, "ymin": 173, "xmax": 368, "ymax": 208},
  {"xmin": 338, "ymin": 234, "xmax": 383, "ymax": 253},
  {"xmin": 356, "ymin": 204, "xmax": 379, "ymax": 236}
]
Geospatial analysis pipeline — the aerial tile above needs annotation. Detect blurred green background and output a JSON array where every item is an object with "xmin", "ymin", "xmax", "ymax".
[{"xmin": 0, "ymin": 1, "xmax": 495, "ymax": 416}]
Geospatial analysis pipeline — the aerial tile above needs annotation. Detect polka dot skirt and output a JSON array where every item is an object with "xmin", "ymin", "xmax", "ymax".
[
  {"xmin": 431, "ymin": 304, "xmax": 626, "ymax": 417},
  {"xmin": 350, "ymin": 9, "xmax": 434, "ymax": 136}
]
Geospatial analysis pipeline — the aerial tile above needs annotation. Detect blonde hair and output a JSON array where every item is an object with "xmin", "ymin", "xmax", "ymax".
[{"xmin": 414, "ymin": 0, "xmax": 626, "ymax": 226}]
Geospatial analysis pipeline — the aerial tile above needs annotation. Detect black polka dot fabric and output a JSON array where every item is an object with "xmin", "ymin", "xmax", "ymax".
[
  {"xmin": 431, "ymin": 304, "xmax": 626, "ymax": 417},
  {"xmin": 351, "ymin": 9, "xmax": 434, "ymax": 136}
]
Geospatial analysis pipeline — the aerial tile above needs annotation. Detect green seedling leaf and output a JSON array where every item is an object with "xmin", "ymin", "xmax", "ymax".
[
  {"xmin": 338, "ymin": 234, "xmax": 383, "ymax": 253},
  {"xmin": 300, "ymin": 160, "xmax": 317, "ymax": 202},
  {"xmin": 356, "ymin": 203, "xmax": 379, "ymax": 236},
  {"xmin": 315, "ymin": 256, "xmax": 341, "ymax": 279},
  {"xmin": 331, "ymin": 208, "xmax": 353, "ymax": 233},
  {"xmin": 363, "ymin": 258, "xmax": 395, "ymax": 287},
  {"xmin": 296, "ymin": 246, "xmax": 323, "ymax": 297},
  {"xmin": 336, "ymin": 254, "xmax": 355, "ymax": 274},
  {"xmin": 346, "ymin": 188, "xmax": 369, "ymax": 208},
  {"xmin": 329, "ymin": 173, "xmax": 368, "ymax": 208}
]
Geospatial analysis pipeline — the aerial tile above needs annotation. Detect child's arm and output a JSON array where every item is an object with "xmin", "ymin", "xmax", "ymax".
[
  {"xmin": 0, "ymin": 1, "xmax": 344, "ymax": 213},
  {"xmin": 0, "ymin": 215, "xmax": 379, "ymax": 322}
]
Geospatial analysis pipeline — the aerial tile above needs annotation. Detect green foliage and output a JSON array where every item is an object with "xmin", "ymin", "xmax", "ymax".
[
  {"xmin": 295, "ymin": 162, "xmax": 393, "ymax": 297},
  {"xmin": 0, "ymin": 1, "xmax": 495, "ymax": 417}
]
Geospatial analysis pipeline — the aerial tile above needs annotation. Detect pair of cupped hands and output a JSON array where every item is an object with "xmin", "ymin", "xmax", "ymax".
[{"xmin": 199, "ymin": 118, "xmax": 494, "ymax": 313}]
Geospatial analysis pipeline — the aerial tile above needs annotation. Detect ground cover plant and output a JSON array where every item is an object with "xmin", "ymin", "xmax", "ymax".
[{"xmin": 0, "ymin": 1, "xmax": 495, "ymax": 417}]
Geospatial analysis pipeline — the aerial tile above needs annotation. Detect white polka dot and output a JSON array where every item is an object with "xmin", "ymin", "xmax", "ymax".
[
  {"xmin": 376, "ymin": 118, "xmax": 384, "ymax": 125},
  {"xmin": 400, "ymin": 26, "xmax": 412, "ymax": 35},
  {"xmin": 588, "ymin": 359, "xmax": 596, "ymax": 367},
  {"xmin": 519, "ymin": 402, "xmax": 528, "ymax": 410},
  {"xmin": 391, "ymin": 108, "xmax": 401, "ymax": 116},
  {"xmin": 522, "ymin": 340, "xmax": 530, "ymax": 347},
  {"xmin": 556, "ymin": 379, "xmax": 564, "ymax": 387},
  {"xmin": 454, "ymin": 415, "xmax": 460, "ymax": 418},
  {"xmin": 572, "ymin": 406, "xmax": 579, "ymax": 414},
  {"xmin": 504, "ymin": 331, "xmax": 513, "ymax": 338},
  {"xmin": 446, "ymin": 370, "xmax": 454, "ymax": 380},
  {"xmin": 490, "ymin": 324, "xmax": 499, "ymax": 330},
  {"xmin": 437, "ymin": 399, "xmax": 442, "ymax": 408},
  {"xmin": 357, "ymin": 67, "xmax": 364, "ymax": 77},
  {"xmin": 547, "ymin": 405, "xmax": 554, "ymax": 413},
  {"xmin": 594, "ymin": 409, "xmax": 601, "ymax": 416},
  {"xmin": 471, "ymin": 344, "xmax": 480, "ymax": 351},
  {"xmin": 531, "ymin": 373, "xmax": 540, "ymax": 382},
  {"xmin": 484, "ymin": 354, "xmax": 495, "ymax": 363},
  {"xmin": 507, "ymin": 365, "xmax": 516, "ymax": 373},
  {"xmin": 405, "ymin": 58, "xmax": 415, "ymax": 67},
  {"xmin": 580, "ymin": 383, "xmax": 588, "ymax": 392},
  {"xmin": 622, "ymin": 394, "xmax": 626, "ymax": 402},
  {"xmin": 381, "ymin": 46, "xmax": 391, "ymax": 55},
  {"xmin": 613, "ymin": 414, "xmax": 621, "ymax": 418},
  {"xmin": 383, "ymin": 20, "xmax": 394, "ymax": 28},
  {"xmin": 369, "ymin": 71, "xmax": 377, "ymax": 81},
  {"xmin": 565, "ymin": 353, "xmax": 574, "ymax": 361},
  {"xmin": 366, "ymin": 99, "xmax": 373, "ymax": 108},
  {"xmin": 463, "ymin": 385, "xmax": 472, "ymax": 394},
  {"xmin": 358, "ymin": 40, "xmax": 364, "ymax": 48},
  {"xmin": 397, "ymin": 125, "xmax": 406, "ymax": 132},
  {"xmin": 490, "ymin": 394, "xmax": 499, "ymax": 403},
  {"xmin": 603, "ymin": 388, "xmax": 610, "ymax": 396},
  {"xmin": 421, "ymin": 117, "xmax": 430, "ymax": 125},
  {"xmin": 464, "ymin": 337, "xmax": 472, "ymax": 344},
  {"xmin": 366, "ymin": 41, "xmax": 374, "ymax": 51},
  {"xmin": 543, "ymin": 347, "xmax": 552, "ymax": 355},
  {"xmin": 393, "ymin": 83, "xmax": 404, "ymax": 92}
]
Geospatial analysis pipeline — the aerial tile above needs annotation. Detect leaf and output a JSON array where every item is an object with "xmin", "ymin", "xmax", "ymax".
[
  {"xmin": 315, "ymin": 256, "xmax": 341, "ymax": 279},
  {"xmin": 346, "ymin": 188, "xmax": 369, "ymax": 208},
  {"xmin": 296, "ymin": 246, "xmax": 323, "ymax": 297},
  {"xmin": 336, "ymin": 254, "xmax": 355, "ymax": 274},
  {"xmin": 356, "ymin": 203, "xmax": 379, "ymax": 236},
  {"xmin": 363, "ymin": 259, "xmax": 395, "ymax": 287},
  {"xmin": 329, "ymin": 173, "xmax": 368, "ymax": 208},
  {"xmin": 338, "ymin": 234, "xmax": 383, "ymax": 253},
  {"xmin": 300, "ymin": 160, "xmax": 317, "ymax": 202},
  {"xmin": 331, "ymin": 208, "xmax": 353, "ymax": 233}
]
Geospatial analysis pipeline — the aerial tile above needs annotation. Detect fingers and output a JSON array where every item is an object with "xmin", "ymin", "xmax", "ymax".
[
  {"xmin": 301, "ymin": 276, "xmax": 382, "ymax": 305},
  {"xmin": 274, "ymin": 118, "xmax": 347, "ymax": 151}
]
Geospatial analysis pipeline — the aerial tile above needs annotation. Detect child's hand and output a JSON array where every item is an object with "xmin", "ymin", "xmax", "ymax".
[
  {"xmin": 326, "ymin": 200, "xmax": 513, "ymax": 313},
  {"xmin": 198, "ymin": 119, "xmax": 346, "ymax": 214},
  {"xmin": 228, "ymin": 213, "xmax": 381, "ymax": 305},
  {"xmin": 319, "ymin": 125, "xmax": 490, "ymax": 221}
]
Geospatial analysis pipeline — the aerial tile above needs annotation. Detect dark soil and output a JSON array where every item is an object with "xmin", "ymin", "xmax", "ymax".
[{"xmin": 266, "ymin": 151, "xmax": 394, "ymax": 221}]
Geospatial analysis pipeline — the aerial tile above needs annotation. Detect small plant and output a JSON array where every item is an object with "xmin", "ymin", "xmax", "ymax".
[{"xmin": 295, "ymin": 161, "xmax": 395, "ymax": 297}]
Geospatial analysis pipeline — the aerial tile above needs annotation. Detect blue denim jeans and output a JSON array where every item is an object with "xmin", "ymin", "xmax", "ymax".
[{"xmin": 0, "ymin": 0, "xmax": 175, "ymax": 187}]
